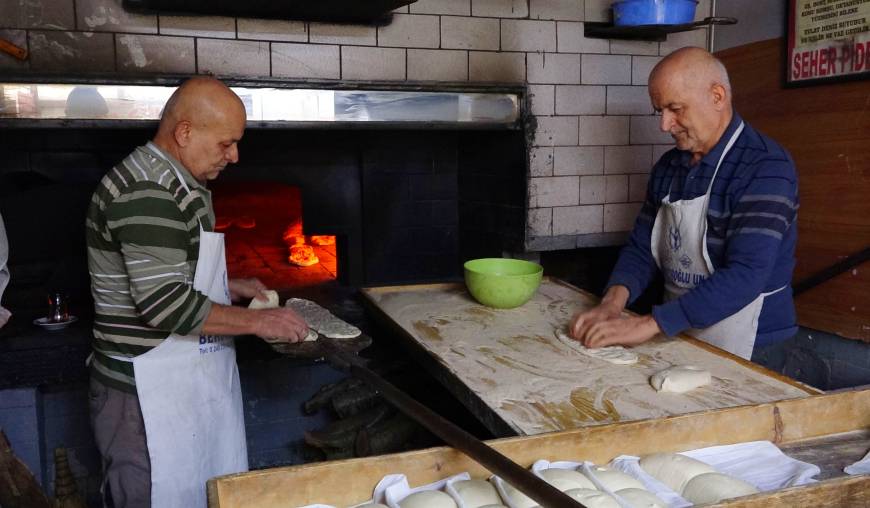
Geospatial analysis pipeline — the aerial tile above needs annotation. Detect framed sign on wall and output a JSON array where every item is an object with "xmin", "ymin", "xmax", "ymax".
[{"xmin": 786, "ymin": 0, "xmax": 870, "ymax": 86}]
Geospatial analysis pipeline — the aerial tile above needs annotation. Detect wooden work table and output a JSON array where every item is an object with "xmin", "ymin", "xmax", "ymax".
[{"xmin": 361, "ymin": 277, "xmax": 816, "ymax": 436}]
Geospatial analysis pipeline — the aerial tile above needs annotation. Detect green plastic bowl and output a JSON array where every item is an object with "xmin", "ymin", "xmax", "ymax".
[{"xmin": 464, "ymin": 258, "xmax": 544, "ymax": 309}]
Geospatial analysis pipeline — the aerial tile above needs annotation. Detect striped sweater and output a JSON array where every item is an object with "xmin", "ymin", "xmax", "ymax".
[
  {"xmin": 607, "ymin": 113, "xmax": 799, "ymax": 349},
  {"xmin": 86, "ymin": 142, "xmax": 214, "ymax": 392}
]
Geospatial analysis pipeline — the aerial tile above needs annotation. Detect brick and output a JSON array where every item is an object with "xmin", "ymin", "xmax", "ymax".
[
  {"xmin": 529, "ymin": 176, "xmax": 579, "ymax": 207},
  {"xmin": 610, "ymin": 39, "xmax": 659, "ymax": 56},
  {"xmin": 469, "ymin": 51, "xmax": 524, "ymax": 82},
  {"xmin": 532, "ymin": 115, "xmax": 578, "ymax": 147},
  {"xmin": 310, "ymin": 22, "xmax": 376, "ymax": 45},
  {"xmin": 605, "ymin": 145, "xmax": 653, "ymax": 174},
  {"xmin": 529, "ymin": 146, "xmax": 553, "ymax": 177},
  {"xmin": 553, "ymin": 205, "xmax": 603, "ymax": 235},
  {"xmin": 77, "ymin": 0, "xmax": 156, "ymax": 33},
  {"xmin": 557, "ymin": 22, "xmax": 609, "ymax": 54},
  {"xmin": 631, "ymin": 115, "xmax": 673, "ymax": 144},
  {"xmin": 578, "ymin": 116, "xmax": 629, "ymax": 145},
  {"xmin": 473, "ymin": 0, "xmax": 528, "ymax": 18},
  {"xmin": 660, "ymin": 28, "xmax": 708, "ymax": 54},
  {"xmin": 342, "ymin": 46, "xmax": 405, "ymax": 80},
  {"xmin": 579, "ymin": 175, "xmax": 605, "ymax": 204},
  {"xmin": 29, "ymin": 30, "xmax": 114, "ymax": 73},
  {"xmin": 652, "ymin": 144, "xmax": 674, "ymax": 162},
  {"xmin": 554, "ymin": 146, "xmax": 603, "ymax": 176},
  {"xmin": 604, "ymin": 202, "xmax": 641, "ymax": 232},
  {"xmin": 530, "ymin": 0, "xmax": 583, "ymax": 21},
  {"xmin": 237, "ymin": 19, "xmax": 307, "ymax": 42},
  {"xmin": 528, "ymin": 84, "xmax": 554, "ymax": 116},
  {"xmin": 272, "ymin": 43, "xmax": 340, "ymax": 79},
  {"xmin": 555, "ymin": 85, "xmax": 605, "ymax": 115},
  {"xmin": 441, "ymin": 16, "xmax": 499, "ymax": 50},
  {"xmin": 606, "ymin": 85, "xmax": 652, "ymax": 115},
  {"xmin": 410, "ymin": 0, "xmax": 470, "ymax": 15},
  {"xmin": 378, "ymin": 14, "xmax": 439, "ymax": 48},
  {"xmin": 605, "ymin": 174, "xmax": 628, "ymax": 202},
  {"xmin": 0, "ymin": 0, "xmax": 74, "ymax": 29},
  {"xmin": 160, "ymin": 15, "xmax": 235, "ymax": 38},
  {"xmin": 584, "ymin": 0, "xmax": 611, "ymax": 22},
  {"xmin": 0, "ymin": 29, "xmax": 28, "ymax": 71},
  {"xmin": 527, "ymin": 207, "xmax": 552, "ymax": 236},
  {"xmin": 117, "ymin": 34, "xmax": 195, "ymax": 74},
  {"xmin": 407, "ymin": 49, "xmax": 467, "ymax": 81},
  {"xmin": 632, "ymin": 55, "xmax": 661, "ymax": 85},
  {"xmin": 527, "ymin": 52, "xmax": 580, "ymax": 84},
  {"xmin": 197, "ymin": 39, "xmax": 270, "ymax": 77},
  {"xmin": 582, "ymin": 54, "xmax": 631, "ymax": 84},
  {"xmin": 501, "ymin": 19, "xmax": 556, "ymax": 52},
  {"xmin": 629, "ymin": 173, "xmax": 649, "ymax": 202}
]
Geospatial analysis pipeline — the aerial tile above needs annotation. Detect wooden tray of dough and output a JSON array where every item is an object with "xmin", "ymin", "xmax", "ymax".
[
  {"xmin": 359, "ymin": 278, "xmax": 816, "ymax": 436},
  {"xmin": 207, "ymin": 389, "xmax": 870, "ymax": 507}
]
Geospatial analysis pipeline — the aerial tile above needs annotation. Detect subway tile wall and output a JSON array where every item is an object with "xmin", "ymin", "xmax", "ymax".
[{"xmin": 0, "ymin": 0, "xmax": 712, "ymax": 251}]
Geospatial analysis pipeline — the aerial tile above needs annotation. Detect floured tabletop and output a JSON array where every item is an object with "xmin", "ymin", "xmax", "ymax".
[{"xmin": 362, "ymin": 278, "xmax": 815, "ymax": 436}]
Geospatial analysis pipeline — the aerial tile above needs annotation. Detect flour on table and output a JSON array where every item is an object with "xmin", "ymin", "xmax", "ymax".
[
  {"xmin": 554, "ymin": 328, "xmax": 639, "ymax": 365},
  {"xmin": 285, "ymin": 298, "xmax": 361, "ymax": 339}
]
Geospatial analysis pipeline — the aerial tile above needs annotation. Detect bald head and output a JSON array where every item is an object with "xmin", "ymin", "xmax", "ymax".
[
  {"xmin": 648, "ymin": 47, "xmax": 733, "ymax": 163},
  {"xmin": 154, "ymin": 76, "xmax": 246, "ymax": 182}
]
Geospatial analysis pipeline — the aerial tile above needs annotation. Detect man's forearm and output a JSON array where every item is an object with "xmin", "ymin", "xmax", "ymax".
[
  {"xmin": 601, "ymin": 285, "xmax": 630, "ymax": 311},
  {"xmin": 201, "ymin": 304, "xmax": 258, "ymax": 336}
]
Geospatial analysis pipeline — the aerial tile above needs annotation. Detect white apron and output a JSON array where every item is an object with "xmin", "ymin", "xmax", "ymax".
[
  {"xmin": 651, "ymin": 123, "xmax": 785, "ymax": 360},
  {"xmin": 117, "ymin": 165, "xmax": 247, "ymax": 507}
]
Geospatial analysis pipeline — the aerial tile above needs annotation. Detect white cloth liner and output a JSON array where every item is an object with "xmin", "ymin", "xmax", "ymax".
[
  {"xmin": 844, "ymin": 447, "xmax": 870, "ymax": 475},
  {"xmin": 609, "ymin": 440, "xmax": 820, "ymax": 507},
  {"xmin": 299, "ymin": 473, "xmax": 406, "ymax": 508},
  {"xmin": 385, "ymin": 472, "xmax": 471, "ymax": 508}
]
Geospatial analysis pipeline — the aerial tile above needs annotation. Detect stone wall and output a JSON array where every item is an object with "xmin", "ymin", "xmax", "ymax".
[{"xmin": 0, "ymin": 0, "xmax": 711, "ymax": 251}]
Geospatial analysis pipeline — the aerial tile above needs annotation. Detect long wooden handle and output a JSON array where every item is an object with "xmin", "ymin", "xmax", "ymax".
[{"xmin": 0, "ymin": 38, "xmax": 27, "ymax": 61}]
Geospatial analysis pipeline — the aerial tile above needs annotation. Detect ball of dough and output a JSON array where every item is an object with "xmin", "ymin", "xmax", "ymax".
[
  {"xmin": 477, "ymin": 505, "xmax": 507, "ymax": 508},
  {"xmin": 650, "ymin": 365, "xmax": 711, "ymax": 393},
  {"xmin": 499, "ymin": 482, "xmax": 537, "ymax": 508},
  {"xmin": 355, "ymin": 504, "xmax": 390, "ymax": 508},
  {"xmin": 538, "ymin": 468, "xmax": 597, "ymax": 492},
  {"xmin": 452, "ymin": 480, "xmax": 501, "ymax": 508},
  {"xmin": 400, "ymin": 490, "xmax": 457, "ymax": 508},
  {"xmin": 615, "ymin": 488, "xmax": 666, "ymax": 508},
  {"xmin": 638, "ymin": 453, "xmax": 716, "ymax": 494},
  {"xmin": 682, "ymin": 472, "xmax": 759, "ymax": 505},
  {"xmin": 585, "ymin": 466, "xmax": 646, "ymax": 491},
  {"xmin": 563, "ymin": 489, "xmax": 620, "ymax": 508},
  {"xmin": 248, "ymin": 290, "xmax": 279, "ymax": 310}
]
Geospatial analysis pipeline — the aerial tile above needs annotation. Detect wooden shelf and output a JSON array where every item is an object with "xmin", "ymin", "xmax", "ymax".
[{"xmin": 584, "ymin": 16, "xmax": 737, "ymax": 42}]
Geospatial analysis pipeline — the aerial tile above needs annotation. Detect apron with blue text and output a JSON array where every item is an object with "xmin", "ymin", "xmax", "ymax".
[
  {"xmin": 650, "ymin": 123, "xmax": 786, "ymax": 360},
  {"xmin": 121, "ymin": 163, "xmax": 247, "ymax": 507}
]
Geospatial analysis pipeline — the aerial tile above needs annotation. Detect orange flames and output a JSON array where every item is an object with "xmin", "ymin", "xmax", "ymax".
[{"xmin": 283, "ymin": 222, "xmax": 334, "ymax": 267}]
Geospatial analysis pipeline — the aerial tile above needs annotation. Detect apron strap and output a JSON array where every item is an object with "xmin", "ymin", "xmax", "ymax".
[{"xmin": 705, "ymin": 122, "xmax": 745, "ymax": 195}]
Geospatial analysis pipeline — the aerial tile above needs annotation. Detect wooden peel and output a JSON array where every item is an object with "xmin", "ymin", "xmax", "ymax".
[{"xmin": 0, "ymin": 37, "xmax": 27, "ymax": 61}]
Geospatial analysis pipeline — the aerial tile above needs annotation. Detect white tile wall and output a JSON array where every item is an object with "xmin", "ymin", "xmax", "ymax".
[
  {"xmin": 469, "ymin": 51, "xmax": 525, "ymax": 82},
  {"xmin": 632, "ymin": 55, "xmax": 661, "ymax": 85},
  {"xmin": 527, "ymin": 53, "xmax": 581, "ymax": 84},
  {"xmin": 582, "ymin": 54, "xmax": 632, "ymax": 84},
  {"xmin": 605, "ymin": 174, "xmax": 628, "ymax": 203},
  {"xmin": 116, "ymin": 34, "xmax": 195, "ymax": 74},
  {"xmin": 529, "ymin": 0, "xmax": 584, "ymax": 21},
  {"xmin": 197, "ymin": 39, "xmax": 270, "ymax": 76},
  {"xmin": 610, "ymin": 39, "xmax": 658, "ymax": 56},
  {"xmin": 407, "ymin": 49, "xmax": 467, "ymax": 81},
  {"xmin": 584, "ymin": 0, "xmax": 611, "ymax": 22},
  {"xmin": 579, "ymin": 175, "xmax": 606, "ymax": 204},
  {"xmin": 342, "ymin": 46, "xmax": 405, "ymax": 80},
  {"xmin": 237, "ymin": 19, "xmax": 307, "ymax": 42},
  {"xmin": 77, "ymin": 0, "xmax": 158, "ymax": 34},
  {"xmin": 160, "ymin": 15, "xmax": 236, "ymax": 39},
  {"xmin": 606, "ymin": 85, "xmax": 653, "ymax": 115},
  {"xmin": 555, "ymin": 85, "xmax": 605, "ymax": 115},
  {"xmin": 533, "ymin": 116, "xmax": 579, "ymax": 147},
  {"xmin": 554, "ymin": 146, "xmax": 604, "ymax": 176},
  {"xmin": 378, "ymin": 14, "xmax": 440, "ymax": 48},
  {"xmin": 411, "ymin": 0, "xmax": 470, "ymax": 15},
  {"xmin": 557, "ymin": 22, "xmax": 610, "ymax": 54},
  {"xmin": 529, "ymin": 176, "xmax": 580, "ymax": 207},
  {"xmin": 473, "ymin": 0, "xmax": 529, "ymax": 18},
  {"xmin": 310, "ymin": 22, "xmax": 376, "ymax": 45},
  {"xmin": 528, "ymin": 84, "xmax": 555, "ymax": 116},
  {"xmin": 272, "ymin": 43, "xmax": 340, "ymax": 79},
  {"xmin": 629, "ymin": 173, "xmax": 649, "ymax": 202},
  {"xmin": 604, "ymin": 203, "xmax": 642, "ymax": 232},
  {"xmin": 441, "ymin": 16, "xmax": 500, "ymax": 50},
  {"xmin": 527, "ymin": 207, "xmax": 553, "ymax": 236},
  {"xmin": 631, "ymin": 115, "xmax": 674, "ymax": 145},
  {"xmin": 501, "ymin": 19, "xmax": 557, "ymax": 52},
  {"xmin": 529, "ymin": 146, "xmax": 554, "ymax": 177},
  {"xmin": 605, "ymin": 145, "xmax": 653, "ymax": 174},
  {"xmin": 554, "ymin": 205, "xmax": 603, "ymax": 235},
  {"xmin": 579, "ymin": 116, "xmax": 630, "ymax": 145}
]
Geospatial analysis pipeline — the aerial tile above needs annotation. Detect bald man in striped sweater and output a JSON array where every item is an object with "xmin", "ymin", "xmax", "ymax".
[{"xmin": 86, "ymin": 77, "xmax": 308, "ymax": 507}]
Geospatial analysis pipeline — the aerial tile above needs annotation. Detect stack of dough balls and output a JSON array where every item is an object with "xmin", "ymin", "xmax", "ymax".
[
  {"xmin": 399, "ymin": 490, "xmax": 456, "ymax": 508},
  {"xmin": 639, "ymin": 453, "xmax": 759, "ymax": 504},
  {"xmin": 502, "ymin": 467, "xmax": 666, "ymax": 508},
  {"xmin": 451, "ymin": 480, "xmax": 506, "ymax": 508}
]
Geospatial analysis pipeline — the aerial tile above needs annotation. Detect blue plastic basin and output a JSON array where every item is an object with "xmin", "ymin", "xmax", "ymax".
[{"xmin": 612, "ymin": 0, "xmax": 698, "ymax": 26}]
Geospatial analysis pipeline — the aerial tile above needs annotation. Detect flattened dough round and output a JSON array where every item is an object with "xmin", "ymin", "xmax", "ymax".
[
  {"xmin": 615, "ymin": 488, "xmax": 666, "ymax": 508},
  {"xmin": 650, "ymin": 365, "xmax": 711, "ymax": 393},
  {"xmin": 638, "ymin": 453, "xmax": 716, "ymax": 494},
  {"xmin": 452, "ymin": 480, "xmax": 501, "ymax": 508},
  {"xmin": 538, "ymin": 468, "xmax": 597, "ymax": 492},
  {"xmin": 248, "ymin": 290, "xmax": 280, "ymax": 310},
  {"xmin": 681, "ymin": 472, "xmax": 759, "ymax": 505},
  {"xmin": 285, "ymin": 298, "xmax": 361, "ymax": 339},
  {"xmin": 400, "ymin": 490, "xmax": 457, "ymax": 508},
  {"xmin": 554, "ymin": 328, "xmax": 638, "ymax": 365},
  {"xmin": 563, "ymin": 489, "xmax": 620, "ymax": 508},
  {"xmin": 585, "ymin": 466, "xmax": 645, "ymax": 491}
]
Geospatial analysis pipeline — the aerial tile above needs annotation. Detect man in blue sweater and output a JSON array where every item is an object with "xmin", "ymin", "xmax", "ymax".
[{"xmin": 570, "ymin": 47, "xmax": 798, "ymax": 362}]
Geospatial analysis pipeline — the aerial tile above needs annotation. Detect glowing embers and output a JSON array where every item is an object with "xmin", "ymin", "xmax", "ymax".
[{"xmin": 282, "ymin": 222, "xmax": 336, "ymax": 267}]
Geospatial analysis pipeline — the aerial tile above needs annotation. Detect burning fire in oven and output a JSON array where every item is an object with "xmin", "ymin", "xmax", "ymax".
[{"xmin": 282, "ymin": 222, "xmax": 335, "ymax": 267}]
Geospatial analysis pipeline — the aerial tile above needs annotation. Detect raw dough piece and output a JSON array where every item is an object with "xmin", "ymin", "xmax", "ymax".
[
  {"xmin": 638, "ymin": 453, "xmax": 715, "ymax": 494},
  {"xmin": 248, "ymin": 290, "xmax": 279, "ymax": 310},
  {"xmin": 451, "ymin": 480, "xmax": 502, "ymax": 508},
  {"xmin": 499, "ymin": 482, "xmax": 537, "ymax": 508},
  {"xmin": 554, "ymin": 328, "xmax": 638, "ymax": 365},
  {"xmin": 302, "ymin": 329, "xmax": 318, "ymax": 342},
  {"xmin": 400, "ymin": 490, "xmax": 457, "ymax": 508},
  {"xmin": 563, "ymin": 489, "xmax": 620, "ymax": 508},
  {"xmin": 355, "ymin": 504, "xmax": 389, "ymax": 508},
  {"xmin": 681, "ymin": 472, "xmax": 759, "ymax": 505},
  {"xmin": 538, "ymin": 468, "xmax": 597, "ymax": 492},
  {"xmin": 614, "ymin": 488, "xmax": 666, "ymax": 508},
  {"xmin": 584, "ymin": 466, "xmax": 645, "ymax": 491},
  {"xmin": 285, "ymin": 298, "xmax": 361, "ymax": 339},
  {"xmin": 650, "ymin": 365, "xmax": 711, "ymax": 393}
]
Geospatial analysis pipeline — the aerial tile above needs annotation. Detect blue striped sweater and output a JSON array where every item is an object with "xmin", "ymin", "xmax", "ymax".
[{"xmin": 607, "ymin": 113, "xmax": 799, "ymax": 348}]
